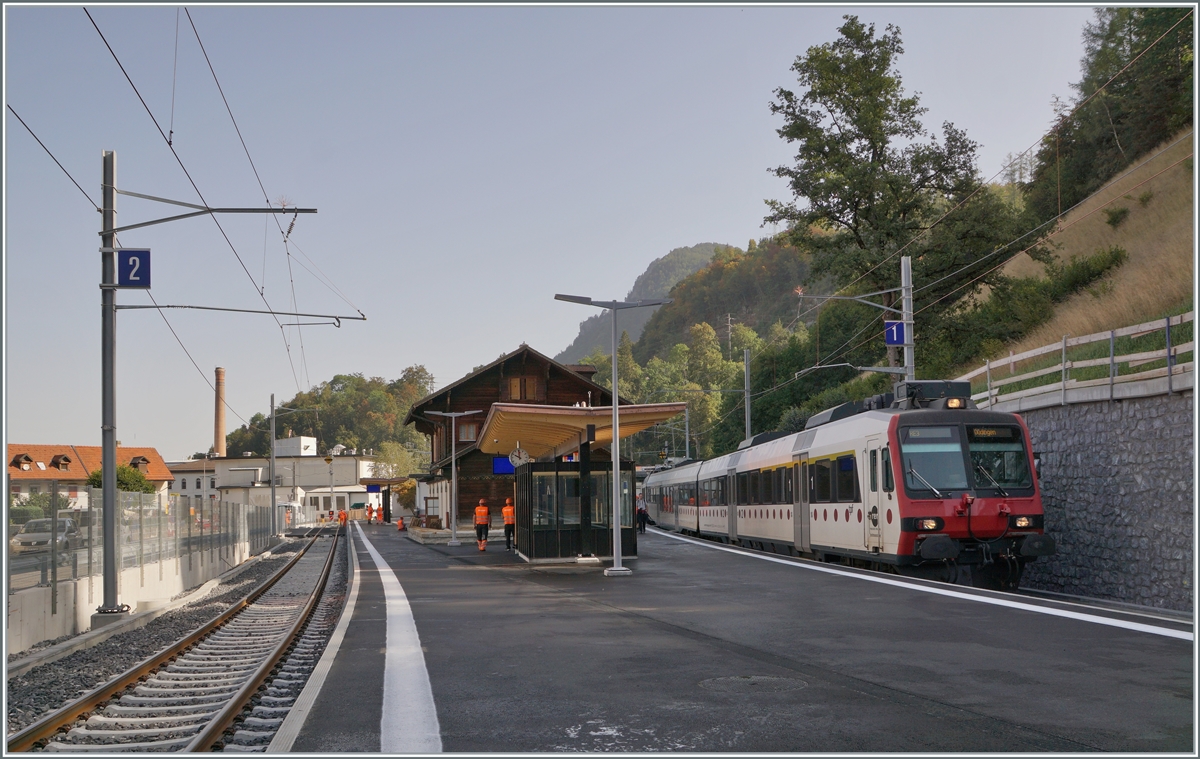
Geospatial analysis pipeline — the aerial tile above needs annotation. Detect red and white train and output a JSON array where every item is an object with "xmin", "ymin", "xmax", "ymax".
[{"xmin": 641, "ymin": 380, "xmax": 1056, "ymax": 590}]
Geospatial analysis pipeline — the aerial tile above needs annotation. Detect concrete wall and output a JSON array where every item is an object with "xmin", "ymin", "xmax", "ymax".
[
  {"xmin": 7, "ymin": 539, "xmax": 257, "ymax": 655},
  {"xmin": 1019, "ymin": 390, "xmax": 1194, "ymax": 612}
]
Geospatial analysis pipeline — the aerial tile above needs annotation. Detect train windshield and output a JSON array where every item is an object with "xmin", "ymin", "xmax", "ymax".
[
  {"xmin": 899, "ymin": 426, "xmax": 968, "ymax": 494},
  {"xmin": 966, "ymin": 426, "xmax": 1032, "ymax": 489}
]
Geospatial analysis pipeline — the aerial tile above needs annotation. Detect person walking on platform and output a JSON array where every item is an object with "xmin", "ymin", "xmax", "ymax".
[
  {"xmin": 475, "ymin": 499, "xmax": 490, "ymax": 551},
  {"xmin": 636, "ymin": 495, "xmax": 648, "ymax": 534},
  {"xmin": 502, "ymin": 497, "xmax": 516, "ymax": 551}
]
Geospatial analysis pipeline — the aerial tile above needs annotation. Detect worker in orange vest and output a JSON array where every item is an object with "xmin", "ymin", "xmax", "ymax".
[
  {"xmin": 474, "ymin": 499, "xmax": 490, "ymax": 552},
  {"xmin": 337, "ymin": 509, "xmax": 347, "ymax": 526},
  {"xmin": 502, "ymin": 497, "xmax": 516, "ymax": 551}
]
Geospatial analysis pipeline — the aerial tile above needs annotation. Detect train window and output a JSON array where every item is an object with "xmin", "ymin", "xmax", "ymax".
[
  {"xmin": 800, "ymin": 462, "xmax": 808, "ymax": 503},
  {"xmin": 834, "ymin": 455, "xmax": 859, "ymax": 502},
  {"xmin": 966, "ymin": 426, "xmax": 1032, "ymax": 489},
  {"xmin": 882, "ymin": 448, "xmax": 893, "ymax": 492},
  {"xmin": 813, "ymin": 460, "xmax": 832, "ymax": 502},
  {"xmin": 900, "ymin": 426, "xmax": 968, "ymax": 493},
  {"xmin": 870, "ymin": 450, "xmax": 878, "ymax": 492},
  {"xmin": 738, "ymin": 472, "xmax": 748, "ymax": 505},
  {"xmin": 785, "ymin": 465, "xmax": 795, "ymax": 503},
  {"xmin": 775, "ymin": 468, "xmax": 784, "ymax": 503},
  {"xmin": 763, "ymin": 469, "xmax": 773, "ymax": 504}
]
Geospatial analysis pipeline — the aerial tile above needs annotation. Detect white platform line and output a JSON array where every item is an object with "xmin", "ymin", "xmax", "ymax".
[
  {"xmin": 355, "ymin": 523, "xmax": 443, "ymax": 753},
  {"xmin": 651, "ymin": 530, "xmax": 1193, "ymax": 642}
]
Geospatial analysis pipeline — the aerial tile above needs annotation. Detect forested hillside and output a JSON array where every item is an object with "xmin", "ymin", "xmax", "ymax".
[
  {"xmin": 224, "ymin": 367, "xmax": 435, "ymax": 463},
  {"xmin": 593, "ymin": 8, "xmax": 1193, "ymax": 463},
  {"xmin": 554, "ymin": 243, "xmax": 719, "ymax": 364}
]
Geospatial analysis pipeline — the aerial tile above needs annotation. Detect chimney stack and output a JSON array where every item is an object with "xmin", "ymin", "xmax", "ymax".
[{"xmin": 214, "ymin": 367, "xmax": 227, "ymax": 457}]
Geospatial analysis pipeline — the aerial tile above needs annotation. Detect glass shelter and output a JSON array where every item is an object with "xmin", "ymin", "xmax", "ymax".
[{"xmin": 515, "ymin": 460, "xmax": 636, "ymax": 561}]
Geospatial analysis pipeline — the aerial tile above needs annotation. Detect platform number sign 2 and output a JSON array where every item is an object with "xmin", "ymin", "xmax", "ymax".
[
  {"xmin": 117, "ymin": 249, "xmax": 151, "ymax": 288},
  {"xmin": 884, "ymin": 321, "xmax": 906, "ymax": 346}
]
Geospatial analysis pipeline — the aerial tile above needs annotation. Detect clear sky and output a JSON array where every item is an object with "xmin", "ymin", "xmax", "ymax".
[{"xmin": 4, "ymin": 4, "xmax": 1098, "ymax": 460}]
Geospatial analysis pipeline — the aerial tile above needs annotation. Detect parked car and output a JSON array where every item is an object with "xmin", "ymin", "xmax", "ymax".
[{"xmin": 10, "ymin": 518, "xmax": 81, "ymax": 556}]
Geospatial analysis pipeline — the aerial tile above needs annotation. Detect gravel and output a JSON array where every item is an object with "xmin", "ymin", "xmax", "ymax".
[{"xmin": 6, "ymin": 540, "xmax": 311, "ymax": 736}]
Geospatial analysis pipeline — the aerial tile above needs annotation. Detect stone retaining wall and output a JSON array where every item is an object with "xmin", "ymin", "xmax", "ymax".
[{"xmin": 1019, "ymin": 391, "xmax": 1193, "ymax": 611}]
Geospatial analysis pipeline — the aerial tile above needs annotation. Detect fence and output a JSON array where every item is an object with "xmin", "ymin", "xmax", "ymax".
[
  {"xmin": 956, "ymin": 312, "xmax": 1193, "ymax": 408},
  {"xmin": 7, "ymin": 488, "xmax": 301, "ymax": 597}
]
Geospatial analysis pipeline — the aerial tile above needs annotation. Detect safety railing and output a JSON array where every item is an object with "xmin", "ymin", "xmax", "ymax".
[
  {"xmin": 6, "ymin": 489, "xmax": 302, "ymax": 596},
  {"xmin": 956, "ymin": 312, "xmax": 1193, "ymax": 408}
]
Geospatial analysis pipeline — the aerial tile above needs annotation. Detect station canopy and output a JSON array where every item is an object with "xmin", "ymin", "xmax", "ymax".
[{"xmin": 476, "ymin": 402, "xmax": 688, "ymax": 461}]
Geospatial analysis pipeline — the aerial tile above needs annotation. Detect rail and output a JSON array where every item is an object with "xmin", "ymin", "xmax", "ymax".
[
  {"xmin": 955, "ymin": 312, "xmax": 1193, "ymax": 408},
  {"xmin": 5, "ymin": 525, "xmax": 339, "ymax": 753}
]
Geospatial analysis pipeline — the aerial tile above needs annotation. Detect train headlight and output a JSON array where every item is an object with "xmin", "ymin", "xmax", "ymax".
[
  {"xmin": 1013, "ymin": 516, "xmax": 1033, "ymax": 528},
  {"xmin": 917, "ymin": 518, "xmax": 942, "ymax": 531},
  {"xmin": 946, "ymin": 397, "xmax": 965, "ymax": 409}
]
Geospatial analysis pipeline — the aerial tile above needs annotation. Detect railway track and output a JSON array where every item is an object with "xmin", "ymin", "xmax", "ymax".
[{"xmin": 7, "ymin": 525, "xmax": 344, "ymax": 753}]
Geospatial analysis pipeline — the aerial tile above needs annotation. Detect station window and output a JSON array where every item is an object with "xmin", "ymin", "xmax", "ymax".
[
  {"xmin": 458, "ymin": 423, "xmax": 479, "ymax": 442},
  {"xmin": 195, "ymin": 478, "xmax": 201, "ymax": 490},
  {"xmin": 182, "ymin": 479, "xmax": 187, "ymax": 490}
]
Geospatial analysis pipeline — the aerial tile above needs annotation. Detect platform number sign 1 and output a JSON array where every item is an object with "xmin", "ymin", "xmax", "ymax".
[
  {"xmin": 117, "ymin": 249, "xmax": 151, "ymax": 288},
  {"xmin": 884, "ymin": 320, "xmax": 906, "ymax": 346}
]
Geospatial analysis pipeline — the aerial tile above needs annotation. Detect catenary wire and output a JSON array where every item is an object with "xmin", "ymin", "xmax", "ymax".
[
  {"xmin": 83, "ymin": 7, "xmax": 303, "ymax": 394},
  {"xmin": 749, "ymin": 8, "xmax": 1194, "ymax": 363},
  {"xmin": 6, "ymin": 107, "xmax": 255, "ymax": 426},
  {"xmin": 7, "ymin": 105, "xmax": 100, "ymax": 211}
]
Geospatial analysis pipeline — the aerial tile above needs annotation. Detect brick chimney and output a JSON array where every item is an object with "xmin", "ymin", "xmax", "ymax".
[{"xmin": 214, "ymin": 367, "xmax": 227, "ymax": 457}]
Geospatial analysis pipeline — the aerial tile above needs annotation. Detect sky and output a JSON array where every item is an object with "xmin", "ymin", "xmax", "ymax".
[{"xmin": 4, "ymin": 3, "xmax": 1100, "ymax": 461}]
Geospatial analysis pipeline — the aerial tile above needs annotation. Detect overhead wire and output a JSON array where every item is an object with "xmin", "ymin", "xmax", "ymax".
[
  {"xmin": 6, "ymin": 104, "xmax": 252, "ymax": 427},
  {"xmin": 83, "ymin": 7, "xmax": 303, "ymax": 395},
  {"xmin": 748, "ymin": 7, "xmax": 1194, "ymax": 364}
]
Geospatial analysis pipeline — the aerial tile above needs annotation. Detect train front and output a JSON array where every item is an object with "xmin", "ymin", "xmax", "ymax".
[{"xmin": 887, "ymin": 384, "xmax": 1055, "ymax": 590}]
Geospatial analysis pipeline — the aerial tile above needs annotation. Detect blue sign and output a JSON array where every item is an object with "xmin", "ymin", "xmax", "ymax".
[
  {"xmin": 884, "ymin": 321, "xmax": 906, "ymax": 346},
  {"xmin": 492, "ymin": 456, "xmax": 515, "ymax": 475},
  {"xmin": 117, "ymin": 249, "xmax": 151, "ymax": 288},
  {"xmin": 366, "ymin": 484, "xmax": 381, "ymax": 493}
]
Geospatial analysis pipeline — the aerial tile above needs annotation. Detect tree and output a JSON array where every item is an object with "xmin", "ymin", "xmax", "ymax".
[
  {"xmin": 766, "ymin": 15, "xmax": 1018, "ymax": 368},
  {"xmin": 86, "ymin": 464, "xmax": 156, "ymax": 494}
]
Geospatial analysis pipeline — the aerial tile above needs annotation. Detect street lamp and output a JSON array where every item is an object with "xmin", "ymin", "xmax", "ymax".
[
  {"xmin": 555, "ymin": 294, "xmax": 671, "ymax": 576},
  {"xmin": 325, "ymin": 455, "xmax": 334, "ymax": 522},
  {"xmin": 425, "ymin": 410, "xmax": 481, "ymax": 547}
]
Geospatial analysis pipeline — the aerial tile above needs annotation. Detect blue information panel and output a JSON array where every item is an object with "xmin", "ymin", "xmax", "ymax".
[
  {"xmin": 884, "ymin": 321, "xmax": 906, "ymax": 346},
  {"xmin": 117, "ymin": 249, "xmax": 151, "ymax": 288}
]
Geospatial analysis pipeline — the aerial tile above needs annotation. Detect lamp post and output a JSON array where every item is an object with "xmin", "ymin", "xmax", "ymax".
[
  {"xmin": 325, "ymin": 455, "xmax": 334, "ymax": 521},
  {"xmin": 426, "ymin": 410, "xmax": 481, "ymax": 547},
  {"xmin": 555, "ymin": 294, "xmax": 670, "ymax": 576}
]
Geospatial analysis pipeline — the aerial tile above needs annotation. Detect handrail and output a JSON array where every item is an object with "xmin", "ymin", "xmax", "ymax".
[
  {"xmin": 957, "ymin": 312, "xmax": 1193, "ymax": 381},
  {"xmin": 957, "ymin": 313, "xmax": 1193, "ymax": 407}
]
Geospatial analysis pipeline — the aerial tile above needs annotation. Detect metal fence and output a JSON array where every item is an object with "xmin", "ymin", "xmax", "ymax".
[
  {"xmin": 7, "ymin": 488, "xmax": 304, "ymax": 596},
  {"xmin": 956, "ymin": 312, "xmax": 1194, "ymax": 408}
]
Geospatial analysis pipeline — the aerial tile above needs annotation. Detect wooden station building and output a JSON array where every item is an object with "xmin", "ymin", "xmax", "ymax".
[{"xmin": 403, "ymin": 344, "xmax": 618, "ymax": 528}]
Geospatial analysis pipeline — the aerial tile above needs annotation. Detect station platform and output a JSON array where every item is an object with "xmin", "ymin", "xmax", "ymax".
[{"xmin": 269, "ymin": 520, "xmax": 1193, "ymax": 753}]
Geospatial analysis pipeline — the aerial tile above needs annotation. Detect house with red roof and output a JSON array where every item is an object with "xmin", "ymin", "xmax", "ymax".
[{"xmin": 7, "ymin": 444, "xmax": 174, "ymax": 508}]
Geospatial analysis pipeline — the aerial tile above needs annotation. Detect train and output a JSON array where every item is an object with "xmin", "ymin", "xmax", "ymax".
[{"xmin": 641, "ymin": 380, "xmax": 1056, "ymax": 590}]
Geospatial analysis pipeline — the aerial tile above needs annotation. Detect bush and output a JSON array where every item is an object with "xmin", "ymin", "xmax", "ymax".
[
  {"xmin": 87, "ymin": 464, "xmax": 155, "ymax": 494},
  {"xmin": 1103, "ymin": 206, "xmax": 1130, "ymax": 229}
]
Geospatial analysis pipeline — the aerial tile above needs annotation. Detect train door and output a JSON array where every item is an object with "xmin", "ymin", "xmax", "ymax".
[
  {"xmin": 865, "ymin": 437, "xmax": 883, "ymax": 552},
  {"xmin": 726, "ymin": 469, "xmax": 737, "ymax": 542},
  {"xmin": 793, "ymin": 454, "xmax": 810, "ymax": 553}
]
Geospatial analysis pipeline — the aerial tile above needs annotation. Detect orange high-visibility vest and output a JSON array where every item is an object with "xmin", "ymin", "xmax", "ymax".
[
  {"xmin": 475, "ymin": 504, "xmax": 490, "ymax": 525},
  {"xmin": 502, "ymin": 504, "xmax": 515, "ymax": 525}
]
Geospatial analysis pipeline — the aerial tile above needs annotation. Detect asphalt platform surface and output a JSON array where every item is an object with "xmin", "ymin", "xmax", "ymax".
[{"xmin": 290, "ymin": 522, "xmax": 1193, "ymax": 753}]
